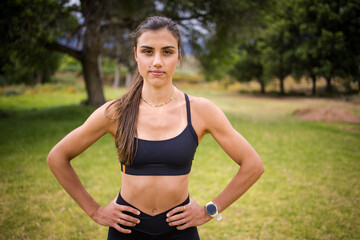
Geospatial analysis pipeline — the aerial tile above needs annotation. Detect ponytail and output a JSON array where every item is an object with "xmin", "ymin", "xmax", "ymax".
[{"xmin": 106, "ymin": 70, "xmax": 143, "ymax": 165}]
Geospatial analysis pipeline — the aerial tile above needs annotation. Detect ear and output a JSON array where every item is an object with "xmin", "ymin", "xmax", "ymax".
[{"xmin": 133, "ymin": 47, "xmax": 138, "ymax": 62}]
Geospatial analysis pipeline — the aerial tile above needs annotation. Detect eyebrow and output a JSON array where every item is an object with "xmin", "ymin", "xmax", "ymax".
[{"xmin": 139, "ymin": 45, "xmax": 177, "ymax": 49}]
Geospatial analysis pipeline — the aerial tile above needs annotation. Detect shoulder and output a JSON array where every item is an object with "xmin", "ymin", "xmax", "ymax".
[
  {"xmin": 187, "ymin": 94, "xmax": 229, "ymax": 132},
  {"xmin": 188, "ymin": 95, "xmax": 223, "ymax": 118},
  {"xmin": 88, "ymin": 99, "xmax": 117, "ymax": 120},
  {"xmin": 102, "ymin": 99, "xmax": 119, "ymax": 120},
  {"xmin": 82, "ymin": 99, "xmax": 118, "ymax": 134}
]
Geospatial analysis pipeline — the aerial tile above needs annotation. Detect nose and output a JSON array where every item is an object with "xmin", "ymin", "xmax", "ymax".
[{"xmin": 152, "ymin": 52, "xmax": 163, "ymax": 68}]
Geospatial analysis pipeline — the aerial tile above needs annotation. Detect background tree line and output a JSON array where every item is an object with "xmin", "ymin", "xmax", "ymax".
[
  {"xmin": 1, "ymin": 0, "xmax": 359, "ymax": 106},
  {"xmin": 224, "ymin": 0, "xmax": 360, "ymax": 96}
]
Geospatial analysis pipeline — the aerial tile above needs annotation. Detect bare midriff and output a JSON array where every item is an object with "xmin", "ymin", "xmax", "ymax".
[{"xmin": 120, "ymin": 173, "xmax": 190, "ymax": 216}]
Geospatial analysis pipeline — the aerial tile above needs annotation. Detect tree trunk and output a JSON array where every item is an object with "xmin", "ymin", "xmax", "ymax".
[
  {"xmin": 325, "ymin": 77, "xmax": 332, "ymax": 93},
  {"xmin": 113, "ymin": 39, "xmax": 122, "ymax": 88},
  {"xmin": 125, "ymin": 72, "xmax": 132, "ymax": 88},
  {"xmin": 81, "ymin": 16, "xmax": 105, "ymax": 106},
  {"xmin": 258, "ymin": 79, "xmax": 265, "ymax": 94},
  {"xmin": 98, "ymin": 55, "xmax": 103, "ymax": 80},
  {"xmin": 311, "ymin": 74, "xmax": 317, "ymax": 96},
  {"xmin": 279, "ymin": 76, "xmax": 285, "ymax": 95},
  {"xmin": 33, "ymin": 71, "xmax": 42, "ymax": 85},
  {"xmin": 113, "ymin": 61, "xmax": 120, "ymax": 88},
  {"xmin": 80, "ymin": 3, "xmax": 106, "ymax": 106},
  {"xmin": 81, "ymin": 53, "xmax": 105, "ymax": 106}
]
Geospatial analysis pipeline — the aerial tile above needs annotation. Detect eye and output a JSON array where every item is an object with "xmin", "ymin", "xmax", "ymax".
[
  {"xmin": 163, "ymin": 50, "xmax": 174, "ymax": 55},
  {"xmin": 142, "ymin": 49, "xmax": 153, "ymax": 55}
]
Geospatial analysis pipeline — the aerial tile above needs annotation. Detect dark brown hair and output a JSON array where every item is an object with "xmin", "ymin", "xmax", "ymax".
[{"xmin": 107, "ymin": 16, "xmax": 185, "ymax": 165}]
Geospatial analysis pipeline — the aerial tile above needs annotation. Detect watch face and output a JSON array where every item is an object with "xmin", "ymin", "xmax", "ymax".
[{"xmin": 206, "ymin": 203, "xmax": 217, "ymax": 215}]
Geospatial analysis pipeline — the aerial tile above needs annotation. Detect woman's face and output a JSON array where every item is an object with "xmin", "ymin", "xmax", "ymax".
[{"xmin": 134, "ymin": 28, "xmax": 179, "ymax": 87}]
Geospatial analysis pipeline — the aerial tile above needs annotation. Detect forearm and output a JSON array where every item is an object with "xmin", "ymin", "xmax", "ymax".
[
  {"xmin": 47, "ymin": 154, "xmax": 100, "ymax": 219},
  {"xmin": 212, "ymin": 159, "xmax": 264, "ymax": 213},
  {"xmin": 165, "ymin": 160, "xmax": 264, "ymax": 229}
]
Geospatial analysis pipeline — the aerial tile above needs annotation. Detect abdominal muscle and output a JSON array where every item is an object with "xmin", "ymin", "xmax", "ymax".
[{"xmin": 120, "ymin": 173, "xmax": 190, "ymax": 216}]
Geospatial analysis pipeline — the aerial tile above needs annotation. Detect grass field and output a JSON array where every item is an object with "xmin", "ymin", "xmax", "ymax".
[{"xmin": 1, "ymin": 75, "xmax": 359, "ymax": 239}]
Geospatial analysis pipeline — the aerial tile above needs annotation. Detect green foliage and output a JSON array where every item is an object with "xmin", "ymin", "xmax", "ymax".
[
  {"xmin": 59, "ymin": 55, "xmax": 82, "ymax": 72},
  {"xmin": 0, "ymin": 0, "xmax": 69, "ymax": 85},
  {"xmin": 198, "ymin": 46, "xmax": 239, "ymax": 82},
  {"xmin": 101, "ymin": 58, "xmax": 129, "ymax": 76},
  {"xmin": 229, "ymin": 41, "xmax": 267, "ymax": 93},
  {"xmin": 1, "ymin": 47, "xmax": 61, "ymax": 86},
  {"xmin": 194, "ymin": 0, "xmax": 270, "ymax": 82},
  {"xmin": 259, "ymin": 0, "xmax": 299, "ymax": 95},
  {"xmin": 289, "ymin": 0, "xmax": 360, "ymax": 94},
  {"xmin": 208, "ymin": 0, "xmax": 360, "ymax": 94}
]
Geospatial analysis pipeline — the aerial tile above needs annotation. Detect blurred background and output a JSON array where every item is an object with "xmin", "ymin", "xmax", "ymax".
[
  {"xmin": 1, "ymin": 0, "xmax": 359, "ymax": 102},
  {"xmin": 0, "ymin": 0, "xmax": 359, "ymax": 239}
]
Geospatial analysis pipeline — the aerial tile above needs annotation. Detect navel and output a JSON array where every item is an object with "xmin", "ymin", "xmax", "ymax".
[{"xmin": 152, "ymin": 208, "xmax": 157, "ymax": 214}]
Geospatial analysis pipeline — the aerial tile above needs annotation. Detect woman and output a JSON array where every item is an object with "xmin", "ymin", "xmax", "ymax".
[{"xmin": 47, "ymin": 16, "xmax": 264, "ymax": 240}]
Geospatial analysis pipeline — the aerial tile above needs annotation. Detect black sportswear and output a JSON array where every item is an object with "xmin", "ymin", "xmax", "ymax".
[{"xmin": 120, "ymin": 93, "xmax": 198, "ymax": 176}]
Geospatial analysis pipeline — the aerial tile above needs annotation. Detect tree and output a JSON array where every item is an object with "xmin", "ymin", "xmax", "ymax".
[
  {"xmin": 331, "ymin": 0, "xmax": 360, "ymax": 92},
  {"xmin": 289, "ymin": 0, "xmax": 360, "ymax": 95},
  {"xmin": 192, "ymin": 0, "xmax": 271, "ymax": 83},
  {"xmin": 225, "ymin": 0, "xmax": 360, "ymax": 96},
  {"xmin": 228, "ymin": 3, "xmax": 275, "ymax": 94},
  {"xmin": 1, "ymin": 46, "xmax": 61, "ymax": 86},
  {"xmin": 291, "ymin": 0, "xmax": 323, "ymax": 96},
  {"xmin": 0, "ymin": 0, "xmax": 63, "ymax": 85},
  {"xmin": 229, "ymin": 40, "xmax": 267, "ymax": 93},
  {"xmin": 1, "ymin": 0, "xmax": 272, "ymax": 106},
  {"xmin": 259, "ymin": 0, "xmax": 299, "ymax": 96}
]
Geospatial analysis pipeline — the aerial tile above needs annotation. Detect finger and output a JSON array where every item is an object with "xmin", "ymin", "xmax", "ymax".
[
  {"xmin": 112, "ymin": 223, "xmax": 132, "ymax": 234},
  {"xmin": 177, "ymin": 222, "xmax": 191, "ymax": 230},
  {"xmin": 117, "ymin": 205, "xmax": 141, "ymax": 216},
  {"xmin": 166, "ymin": 206, "xmax": 185, "ymax": 217},
  {"xmin": 119, "ymin": 213, "xmax": 141, "ymax": 224},
  {"xmin": 168, "ymin": 216, "xmax": 188, "ymax": 227},
  {"xmin": 166, "ymin": 212, "xmax": 186, "ymax": 224},
  {"xmin": 116, "ymin": 217, "xmax": 137, "ymax": 227}
]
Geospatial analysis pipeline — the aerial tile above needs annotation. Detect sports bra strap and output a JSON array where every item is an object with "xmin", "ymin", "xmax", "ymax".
[
  {"xmin": 184, "ymin": 94, "xmax": 192, "ymax": 125},
  {"xmin": 184, "ymin": 93, "xmax": 198, "ymax": 144}
]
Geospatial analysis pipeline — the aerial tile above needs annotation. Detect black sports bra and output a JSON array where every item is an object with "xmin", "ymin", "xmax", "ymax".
[{"xmin": 120, "ymin": 93, "xmax": 198, "ymax": 176}]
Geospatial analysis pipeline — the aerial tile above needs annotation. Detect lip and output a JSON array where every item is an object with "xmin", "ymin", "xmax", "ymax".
[{"xmin": 149, "ymin": 70, "xmax": 165, "ymax": 76}]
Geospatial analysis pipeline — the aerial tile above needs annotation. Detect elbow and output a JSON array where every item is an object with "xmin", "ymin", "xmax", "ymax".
[
  {"xmin": 256, "ymin": 158, "xmax": 265, "ymax": 177},
  {"xmin": 250, "ymin": 156, "xmax": 265, "ymax": 178},
  {"xmin": 46, "ymin": 148, "xmax": 65, "ymax": 171},
  {"xmin": 258, "ymin": 163, "xmax": 265, "ymax": 176},
  {"xmin": 47, "ymin": 150, "xmax": 55, "ymax": 169}
]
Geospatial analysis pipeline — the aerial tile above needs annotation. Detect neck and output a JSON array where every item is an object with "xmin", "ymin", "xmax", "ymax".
[{"xmin": 141, "ymin": 82, "xmax": 176, "ymax": 105}]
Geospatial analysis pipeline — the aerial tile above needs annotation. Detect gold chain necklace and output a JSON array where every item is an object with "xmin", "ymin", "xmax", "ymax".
[{"xmin": 141, "ymin": 88, "xmax": 177, "ymax": 107}]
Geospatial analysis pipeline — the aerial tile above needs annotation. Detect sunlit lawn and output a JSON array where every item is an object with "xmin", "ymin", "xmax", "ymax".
[{"xmin": 1, "ymin": 75, "xmax": 359, "ymax": 239}]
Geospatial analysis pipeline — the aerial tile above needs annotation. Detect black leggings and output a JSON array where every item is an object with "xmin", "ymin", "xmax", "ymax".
[{"xmin": 107, "ymin": 193, "xmax": 200, "ymax": 240}]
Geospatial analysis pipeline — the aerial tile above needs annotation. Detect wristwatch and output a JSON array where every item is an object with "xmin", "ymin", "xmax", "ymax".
[{"xmin": 205, "ymin": 201, "xmax": 222, "ymax": 221}]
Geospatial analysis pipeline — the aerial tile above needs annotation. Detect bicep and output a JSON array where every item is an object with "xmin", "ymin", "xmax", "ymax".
[{"xmin": 204, "ymin": 103, "xmax": 258, "ymax": 166}]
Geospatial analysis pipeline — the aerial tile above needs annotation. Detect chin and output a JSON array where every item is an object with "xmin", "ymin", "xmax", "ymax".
[{"xmin": 145, "ymin": 76, "xmax": 171, "ymax": 88}]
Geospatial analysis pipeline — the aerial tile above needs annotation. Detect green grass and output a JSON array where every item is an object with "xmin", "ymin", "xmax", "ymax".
[{"xmin": 1, "ymin": 77, "xmax": 359, "ymax": 239}]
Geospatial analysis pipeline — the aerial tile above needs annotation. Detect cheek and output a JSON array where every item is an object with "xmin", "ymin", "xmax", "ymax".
[
  {"xmin": 137, "ymin": 58, "xmax": 150, "ymax": 71},
  {"xmin": 169, "ymin": 58, "xmax": 179, "ymax": 70}
]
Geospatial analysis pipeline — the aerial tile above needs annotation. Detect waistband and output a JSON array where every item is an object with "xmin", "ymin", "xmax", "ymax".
[{"xmin": 116, "ymin": 192, "xmax": 190, "ymax": 235}]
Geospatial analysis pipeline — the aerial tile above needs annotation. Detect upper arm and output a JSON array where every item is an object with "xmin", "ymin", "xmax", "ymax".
[
  {"xmin": 48, "ymin": 101, "xmax": 117, "ymax": 161},
  {"xmin": 192, "ymin": 97, "xmax": 260, "ymax": 166}
]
